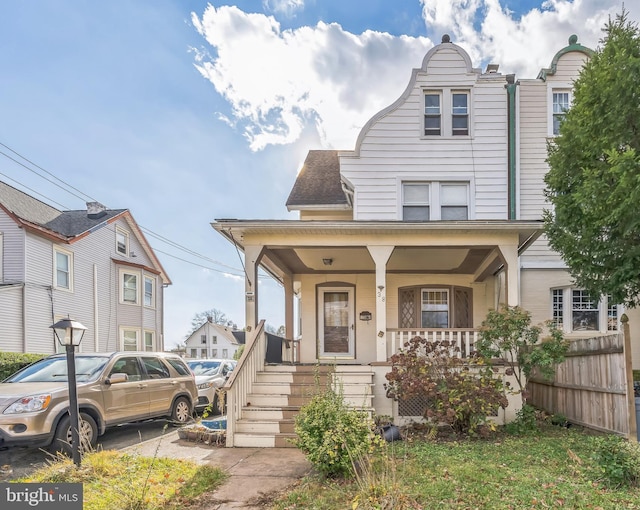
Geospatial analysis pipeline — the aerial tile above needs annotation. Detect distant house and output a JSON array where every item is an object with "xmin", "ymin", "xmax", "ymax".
[
  {"xmin": 0, "ymin": 181, "xmax": 170, "ymax": 354},
  {"xmin": 184, "ymin": 319, "xmax": 242, "ymax": 359}
]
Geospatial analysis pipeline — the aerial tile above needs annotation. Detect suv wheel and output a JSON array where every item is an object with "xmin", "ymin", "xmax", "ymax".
[
  {"xmin": 51, "ymin": 412, "xmax": 98, "ymax": 456},
  {"xmin": 170, "ymin": 397, "xmax": 192, "ymax": 424}
]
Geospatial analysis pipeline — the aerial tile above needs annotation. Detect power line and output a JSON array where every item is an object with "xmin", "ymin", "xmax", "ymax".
[{"xmin": 0, "ymin": 141, "xmax": 251, "ymax": 276}]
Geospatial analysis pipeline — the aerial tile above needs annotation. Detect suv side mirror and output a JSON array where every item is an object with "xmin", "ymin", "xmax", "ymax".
[{"xmin": 106, "ymin": 373, "xmax": 128, "ymax": 385}]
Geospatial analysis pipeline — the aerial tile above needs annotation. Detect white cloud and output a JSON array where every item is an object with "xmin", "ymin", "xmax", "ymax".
[
  {"xmin": 223, "ymin": 272, "xmax": 245, "ymax": 282},
  {"xmin": 192, "ymin": 1, "xmax": 627, "ymax": 151},
  {"xmin": 192, "ymin": 5, "xmax": 432, "ymax": 151},
  {"xmin": 420, "ymin": 0, "xmax": 620, "ymax": 76},
  {"xmin": 263, "ymin": 0, "xmax": 305, "ymax": 17}
]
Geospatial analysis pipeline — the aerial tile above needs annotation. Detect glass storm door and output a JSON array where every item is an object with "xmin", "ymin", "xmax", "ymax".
[{"xmin": 318, "ymin": 287, "xmax": 354, "ymax": 358}]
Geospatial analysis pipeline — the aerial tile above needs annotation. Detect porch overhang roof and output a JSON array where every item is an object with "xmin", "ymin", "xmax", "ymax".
[{"xmin": 212, "ymin": 219, "xmax": 543, "ymax": 283}]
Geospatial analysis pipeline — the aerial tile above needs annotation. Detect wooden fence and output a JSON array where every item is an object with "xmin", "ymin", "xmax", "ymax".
[{"xmin": 528, "ymin": 316, "xmax": 637, "ymax": 440}]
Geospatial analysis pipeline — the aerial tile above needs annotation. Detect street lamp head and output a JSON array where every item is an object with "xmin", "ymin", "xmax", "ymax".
[{"xmin": 50, "ymin": 316, "xmax": 87, "ymax": 347}]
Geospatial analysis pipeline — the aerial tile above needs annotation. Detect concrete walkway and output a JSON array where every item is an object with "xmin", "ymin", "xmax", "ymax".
[{"xmin": 125, "ymin": 430, "xmax": 312, "ymax": 509}]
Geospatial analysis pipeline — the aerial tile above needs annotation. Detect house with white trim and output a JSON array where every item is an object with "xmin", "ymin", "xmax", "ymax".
[
  {"xmin": 213, "ymin": 35, "xmax": 639, "ymax": 447},
  {"xmin": 0, "ymin": 181, "xmax": 170, "ymax": 354},
  {"xmin": 184, "ymin": 319, "xmax": 242, "ymax": 359}
]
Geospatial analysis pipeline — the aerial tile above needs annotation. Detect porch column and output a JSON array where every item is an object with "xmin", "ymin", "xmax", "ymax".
[
  {"xmin": 244, "ymin": 245, "xmax": 264, "ymax": 331},
  {"xmin": 367, "ymin": 245, "xmax": 394, "ymax": 362},
  {"xmin": 498, "ymin": 243, "xmax": 519, "ymax": 306},
  {"xmin": 283, "ymin": 272, "xmax": 294, "ymax": 339}
]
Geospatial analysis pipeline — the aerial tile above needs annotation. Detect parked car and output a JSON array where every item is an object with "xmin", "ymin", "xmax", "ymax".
[
  {"xmin": 0, "ymin": 352, "xmax": 197, "ymax": 455},
  {"xmin": 186, "ymin": 359, "xmax": 236, "ymax": 414}
]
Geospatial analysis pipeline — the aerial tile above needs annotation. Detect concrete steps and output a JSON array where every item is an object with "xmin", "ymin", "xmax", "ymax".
[{"xmin": 231, "ymin": 364, "xmax": 374, "ymax": 448}]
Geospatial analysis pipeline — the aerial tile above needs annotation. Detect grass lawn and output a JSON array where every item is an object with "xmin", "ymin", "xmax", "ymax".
[
  {"xmin": 272, "ymin": 425, "xmax": 640, "ymax": 509},
  {"xmin": 16, "ymin": 450, "xmax": 227, "ymax": 510}
]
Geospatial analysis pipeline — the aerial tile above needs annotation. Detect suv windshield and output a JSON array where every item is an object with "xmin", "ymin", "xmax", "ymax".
[
  {"xmin": 5, "ymin": 356, "xmax": 109, "ymax": 383},
  {"xmin": 187, "ymin": 361, "xmax": 221, "ymax": 376}
]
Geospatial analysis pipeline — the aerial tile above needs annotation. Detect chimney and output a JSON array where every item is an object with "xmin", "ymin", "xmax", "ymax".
[{"xmin": 87, "ymin": 202, "xmax": 107, "ymax": 219}]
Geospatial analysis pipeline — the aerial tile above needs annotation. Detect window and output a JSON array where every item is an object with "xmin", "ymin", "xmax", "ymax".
[
  {"xmin": 144, "ymin": 276, "xmax": 154, "ymax": 307},
  {"xmin": 212, "ymin": 336, "xmax": 217, "ymax": 344},
  {"xmin": 551, "ymin": 289, "xmax": 621, "ymax": 333},
  {"xmin": 572, "ymin": 290, "xmax": 599, "ymax": 331},
  {"xmin": 452, "ymin": 92, "xmax": 469, "ymax": 135},
  {"xmin": 552, "ymin": 91, "xmax": 570, "ymax": 135},
  {"xmin": 144, "ymin": 331, "xmax": 154, "ymax": 352},
  {"xmin": 212, "ymin": 349, "xmax": 218, "ymax": 357},
  {"xmin": 116, "ymin": 228, "xmax": 129, "ymax": 256},
  {"xmin": 421, "ymin": 289, "xmax": 449, "ymax": 328},
  {"xmin": 222, "ymin": 349, "xmax": 228, "ymax": 358},
  {"xmin": 423, "ymin": 90, "xmax": 470, "ymax": 137},
  {"xmin": 121, "ymin": 329, "xmax": 138, "ymax": 351},
  {"xmin": 54, "ymin": 248, "xmax": 73, "ymax": 290},
  {"xmin": 201, "ymin": 334, "xmax": 207, "ymax": 344},
  {"xmin": 424, "ymin": 93, "xmax": 441, "ymax": 135},
  {"xmin": 607, "ymin": 298, "xmax": 619, "ymax": 331},
  {"xmin": 402, "ymin": 182, "xmax": 469, "ymax": 221},
  {"xmin": 190, "ymin": 348, "xmax": 197, "ymax": 358},
  {"xmin": 121, "ymin": 271, "xmax": 138, "ymax": 304},
  {"xmin": 440, "ymin": 183, "xmax": 468, "ymax": 220},
  {"xmin": 402, "ymin": 183, "xmax": 430, "ymax": 220},
  {"xmin": 551, "ymin": 289, "xmax": 564, "ymax": 328},
  {"xmin": 142, "ymin": 357, "xmax": 170, "ymax": 379}
]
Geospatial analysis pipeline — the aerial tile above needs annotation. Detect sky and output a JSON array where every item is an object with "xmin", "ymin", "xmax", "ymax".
[{"xmin": 0, "ymin": 0, "xmax": 633, "ymax": 348}]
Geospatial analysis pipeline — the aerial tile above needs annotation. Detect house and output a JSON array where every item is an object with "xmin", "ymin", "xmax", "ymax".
[
  {"xmin": 0, "ymin": 181, "xmax": 170, "ymax": 354},
  {"xmin": 212, "ymin": 35, "xmax": 640, "ymax": 447},
  {"xmin": 184, "ymin": 319, "xmax": 243, "ymax": 359}
]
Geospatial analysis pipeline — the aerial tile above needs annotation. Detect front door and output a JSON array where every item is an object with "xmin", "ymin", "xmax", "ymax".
[{"xmin": 318, "ymin": 286, "xmax": 354, "ymax": 359}]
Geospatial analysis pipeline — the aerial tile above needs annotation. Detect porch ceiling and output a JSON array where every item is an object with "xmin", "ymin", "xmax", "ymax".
[
  {"xmin": 212, "ymin": 219, "xmax": 543, "ymax": 282},
  {"xmin": 269, "ymin": 246, "xmax": 494, "ymax": 274}
]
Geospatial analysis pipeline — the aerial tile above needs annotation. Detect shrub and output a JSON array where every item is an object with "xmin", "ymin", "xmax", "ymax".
[
  {"xmin": 293, "ymin": 386, "xmax": 379, "ymax": 477},
  {"xmin": 476, "ymin": 305, "xmax": 568, "ymax": 403},
  {"xmin": 385, "ymin": 338, "xmax": 508, "ymax": 436},
  {"xmin": 0, "ymin": 352, "xmax": 47, "ymax": 380},
  {"xmin": 504, "ymin": 403, "xmax": 538, "ymax": 435},
  {"xmin": 589, "ymin": 435, "xmax": 640, "ymax": 488}
]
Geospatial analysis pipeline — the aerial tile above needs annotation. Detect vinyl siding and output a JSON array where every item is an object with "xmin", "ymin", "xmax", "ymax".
[
  {"xmin": 341, "ymin": 44, "xmax": 508, "ymax": 221},
  {"xmin": 0, "ymin": 210, "xmax": 25, "ymax": 283}
]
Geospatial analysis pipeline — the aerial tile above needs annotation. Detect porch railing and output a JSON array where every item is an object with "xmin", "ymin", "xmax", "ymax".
[
  {"xmin": 223, "ymin": 320, "xmax": 267, "ymax": 447},
  {"xmin": 387, "ymin": 328, "xmax": 479, "ymax": 359}
]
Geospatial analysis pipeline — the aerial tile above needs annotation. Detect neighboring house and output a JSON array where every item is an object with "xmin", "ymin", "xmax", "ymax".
[
  {"xmin": 184, "ymin": 319, "xmax": 242, "ymax": 359},
  {"xmin": 212, "ymin": 35, "xmax": 640, "ymax": 446},
  {"xmin": 0, "ymin": 181, "xmax": 170, "ymax": 354}
]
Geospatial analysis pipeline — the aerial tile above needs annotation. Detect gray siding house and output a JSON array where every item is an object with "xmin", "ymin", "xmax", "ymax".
[{"xmin": 0, "ymin": 181, "xmax": 170, "ymax": 354}]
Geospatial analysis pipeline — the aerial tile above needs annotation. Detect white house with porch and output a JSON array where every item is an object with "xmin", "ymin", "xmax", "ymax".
[{"xmin": 212, "ymin": 35, "xmax": 638, "ymax": 447}]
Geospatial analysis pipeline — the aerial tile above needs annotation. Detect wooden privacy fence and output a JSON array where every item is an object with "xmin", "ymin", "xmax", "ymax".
[{"xmin": 528, "ymin": 316, "xmax": 637, "ymax": 440}]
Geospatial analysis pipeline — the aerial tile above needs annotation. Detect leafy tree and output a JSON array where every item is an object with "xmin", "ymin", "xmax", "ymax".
[
  {"xmin": 544, "ymin": 11, "xmax": 640, "ymax": 307},
  {"xmin": 476, "ymin": 305, "xmax": 568, "ymax": 403},
  {"xmin": 185, "ymin": 309, "xmax": 234, "ymax": 338}
]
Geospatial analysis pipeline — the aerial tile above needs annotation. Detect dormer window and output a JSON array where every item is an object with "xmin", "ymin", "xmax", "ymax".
[
  {"xmin": 424, "ymin": 93, "xmax": 441, "ymax": 136},
  {"xmin": 116, "ymin": 228, "xmax": 129, "ymax": 256},
  {"xmin": 423, "ymin": 90, "xmax": 471, "ymax": 137},
  {"xmin": 452, "ymin": 92, "xmax": 469, "ymax": 135},
  {"xmin": 552, "ymin": 90, "xmax": 570, "ymax": 135}
]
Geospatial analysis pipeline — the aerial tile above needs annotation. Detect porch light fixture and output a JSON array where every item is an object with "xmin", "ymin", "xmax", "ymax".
[
  {"xmin": 50, "ymin": 316, "xmax": 87, "ymax": 468},
  {"xmin": 322, "ymin": 258, "xmax": 333, "ymax": 266}
]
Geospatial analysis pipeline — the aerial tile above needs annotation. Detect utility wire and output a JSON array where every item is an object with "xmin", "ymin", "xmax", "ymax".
[{"xmin": 0, "ymin": 141, "xmax": 252, "ymax": 276}]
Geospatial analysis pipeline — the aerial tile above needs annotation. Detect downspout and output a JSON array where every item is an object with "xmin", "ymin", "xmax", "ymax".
[
  {"xmin": 94, "ymin": 264, "xmax": 99, "ymax": 352},
  {"xmin": 505, "ymin": 75, "xmax": 518, "ymax": 220}
]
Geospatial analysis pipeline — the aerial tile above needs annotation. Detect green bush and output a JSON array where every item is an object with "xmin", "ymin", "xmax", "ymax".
[
  {"xmin": 385, "ymin": 338, "xmax": 508, "ymax": 436},
  {"xmin": 590, "ymin": 435, "xmax": 640, "ymax": 488},
  {"xmin": 0, "ymin": 352, "xmax": 47, "ymax": 380},
  {"xmin": 504, "ymin": 403, "xmax": 538, "ymax": 435},
  {"xmin": 293, "ymin": 386, "xmax": 379, "ymax": 477}
]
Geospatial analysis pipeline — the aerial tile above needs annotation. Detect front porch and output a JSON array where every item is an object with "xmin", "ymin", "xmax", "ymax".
[{"xmin": 214, "ymin": 220, "xmax": 541, "ymax": 446}]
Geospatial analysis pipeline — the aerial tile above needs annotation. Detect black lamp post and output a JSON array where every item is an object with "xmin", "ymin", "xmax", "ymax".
[{"xmin": 50, "ymin": 316, "xmax": 87, "ymax": 467}]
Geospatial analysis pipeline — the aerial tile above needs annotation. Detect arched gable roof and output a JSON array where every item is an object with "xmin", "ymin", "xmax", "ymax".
[
  {"xmin": 344, "ymin": 35, "xmax": 481, "ymax": 158},
  {"xmin": 537, "ymin": 34, "xmax": 594, "ymax": 81}
]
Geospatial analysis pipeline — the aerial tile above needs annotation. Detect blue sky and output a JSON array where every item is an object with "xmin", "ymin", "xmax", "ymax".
[{"xmin": 0, "ymin": 0, "xmax": 630, "ymax": 348}]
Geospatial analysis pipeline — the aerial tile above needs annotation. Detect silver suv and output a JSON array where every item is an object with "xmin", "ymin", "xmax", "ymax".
[{"xmin": 0, "ymin": 352, "xmax": 197, "ymax": 454}]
